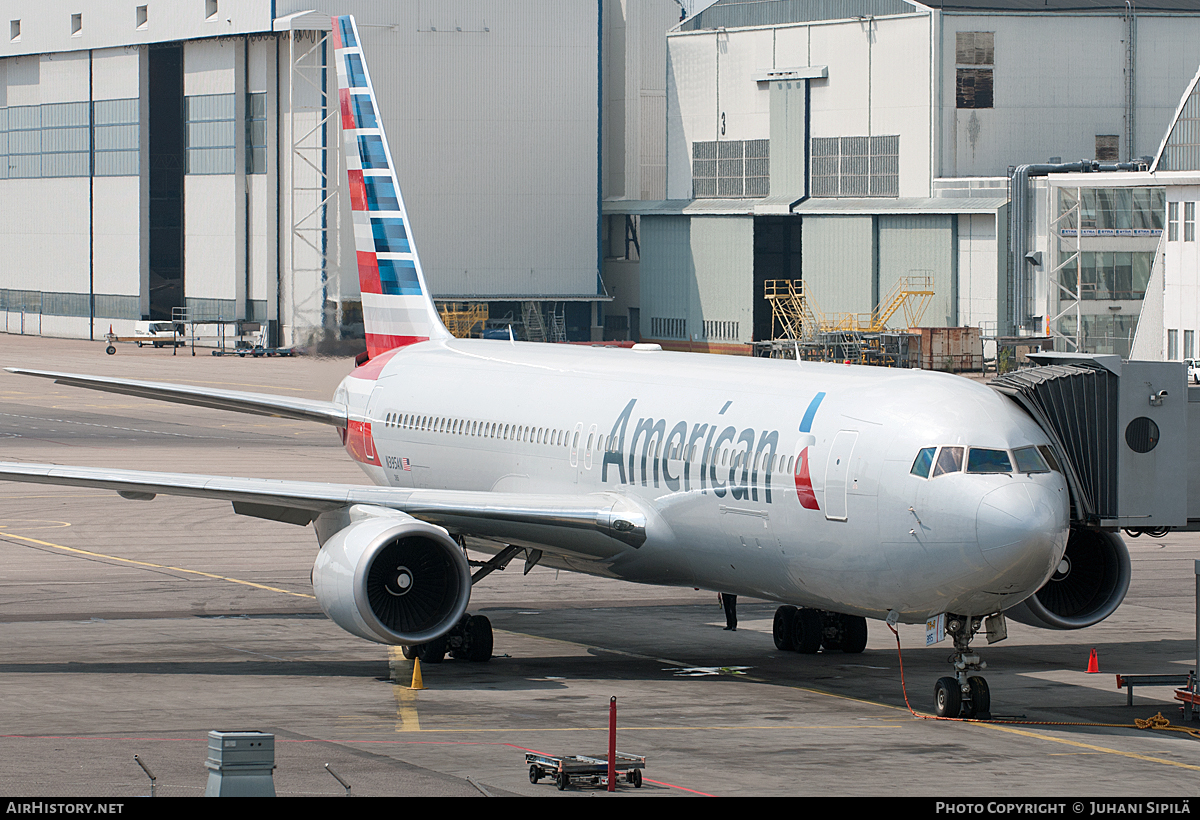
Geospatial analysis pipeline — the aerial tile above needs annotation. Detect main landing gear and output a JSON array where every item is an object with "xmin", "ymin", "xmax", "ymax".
[
  {"xmin": 402, "ymin": 613, "xmax": 493, "ymax": 664},
  {"xmin": 400, "ymin": 543, "xmax": 533, "ymax": 664},
  {"xmin": 773, "ymin": 606, "xmax": 868, "ymax": 654},
  {"xmin": 934, "ymin": 614, "xmax": 991, "ymax": 720}
]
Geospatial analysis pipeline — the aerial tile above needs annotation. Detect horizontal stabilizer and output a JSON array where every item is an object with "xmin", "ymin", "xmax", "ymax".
[{"xmin": 5, "ymin": 368, "xmax": 347, "ymax": 428}]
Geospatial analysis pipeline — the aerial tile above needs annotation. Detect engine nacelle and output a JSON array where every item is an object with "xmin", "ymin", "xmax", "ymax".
[
  {"xmin": 312, "ymin": 512, "xmax": 471, "ymax": 645},
  {"xmin": 1006, "ymin": 528, "xmax": 1131, "ymax": 630}
]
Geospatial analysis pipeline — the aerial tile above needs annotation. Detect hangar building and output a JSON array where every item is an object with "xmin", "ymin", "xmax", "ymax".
[{"xmin": 0, "ymin": 0, "xmax": 658, "ymax": 345}]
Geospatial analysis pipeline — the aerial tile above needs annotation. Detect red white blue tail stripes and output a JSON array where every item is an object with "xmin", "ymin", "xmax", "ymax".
[{"xmin": 332, "ymin": 15, "xmax": 451, "ymax": 358}]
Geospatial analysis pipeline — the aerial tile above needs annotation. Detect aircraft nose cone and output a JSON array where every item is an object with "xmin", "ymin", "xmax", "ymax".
[{"xmin": 976, "ymin": 482, "xmax": 1068, "ymax": 583}]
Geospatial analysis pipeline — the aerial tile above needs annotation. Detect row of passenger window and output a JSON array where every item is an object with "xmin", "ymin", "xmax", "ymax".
[
  {"xmin": 910, "ymin": 444, "xmax": 1059, "ymax": 479},
  {"xmin": 383, "ymin": 410, "xmax": 801, "ymax": 475},
  {"xmin": 382, "ymin": 412, "xmax": 570, "ymax": 448}
]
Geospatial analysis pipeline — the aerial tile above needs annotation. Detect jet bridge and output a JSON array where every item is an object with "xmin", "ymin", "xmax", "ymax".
[
  {"xmin": 991, "ymin": 352, "xmax": 1193, "ymax": 630},
  {"xmin": 991, "ymin": 352, "xmax": 1190, "ymax": 530}
]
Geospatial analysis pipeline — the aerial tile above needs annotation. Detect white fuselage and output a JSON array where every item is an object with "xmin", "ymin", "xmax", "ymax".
[{"xmin": 333, "ymin": 339, "xmax": 1071, "ymax": 624}]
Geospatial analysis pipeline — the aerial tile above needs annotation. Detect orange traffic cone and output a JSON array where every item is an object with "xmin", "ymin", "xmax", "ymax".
[
  {"xmin": 410, "ymin": 657, "xmax": 425, "ymax": 690},
  {"xmin": 1086, "ymin": 648, "xmax": 1100, "ymax": 673}
]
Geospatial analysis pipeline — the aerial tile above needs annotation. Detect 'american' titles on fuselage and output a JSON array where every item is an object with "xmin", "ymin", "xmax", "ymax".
[
  {"xmin": 597, "ymin": 391, "xmax": 823, "ymax": 505},
  {"xmin": 602, "ymin": 397, "xmax": 781, "ymax": 502}
]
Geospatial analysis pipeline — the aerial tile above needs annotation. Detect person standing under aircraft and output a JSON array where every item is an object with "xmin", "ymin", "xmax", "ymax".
[{"xmin": 720, "ymin": 593, "xmax": 737, "ymax": 631}]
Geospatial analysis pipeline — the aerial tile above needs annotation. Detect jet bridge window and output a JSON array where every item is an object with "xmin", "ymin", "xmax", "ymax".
[{"xmin": 966, "ymin": 447, "xmax": 1012, "ymax": 474}]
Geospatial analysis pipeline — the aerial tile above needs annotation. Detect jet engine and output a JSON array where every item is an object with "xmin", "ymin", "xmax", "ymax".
[
  {"xmin": 1005, "ymin": 528, "xmax": 1131, "ymax": 630},
  {"xmin": 312, "ymin": 512, "xmax": 472, "ymax": 645}
]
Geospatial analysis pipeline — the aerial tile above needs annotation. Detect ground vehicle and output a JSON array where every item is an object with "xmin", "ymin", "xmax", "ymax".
[{"xmin": 133, "ymin": 321, "xmax": 184, "ymax": 348}]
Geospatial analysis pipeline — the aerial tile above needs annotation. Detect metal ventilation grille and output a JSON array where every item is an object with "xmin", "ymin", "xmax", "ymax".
[
  {"xmin": 991, "ymin": 363, "xmax": 1119, "ymax": 523},
  {"xmin": 692, "ymin": 139, "xmax": 769, "ymax": 199}
]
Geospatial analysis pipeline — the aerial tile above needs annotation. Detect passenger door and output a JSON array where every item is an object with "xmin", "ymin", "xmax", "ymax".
[{"xmin": 824, "ymin": 430, "xmax": 859, "ymax": 521}]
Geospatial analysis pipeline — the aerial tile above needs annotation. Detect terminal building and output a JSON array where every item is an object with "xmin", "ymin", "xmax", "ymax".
[{"xmin": 4, "ymin": 0, "xmax": 1200, "ymax": 361}]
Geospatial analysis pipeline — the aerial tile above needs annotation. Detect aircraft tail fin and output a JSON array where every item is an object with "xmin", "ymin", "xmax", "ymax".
[{"xmin": 331, "ymin": 15, "xmax": 452, "ymax": 358}]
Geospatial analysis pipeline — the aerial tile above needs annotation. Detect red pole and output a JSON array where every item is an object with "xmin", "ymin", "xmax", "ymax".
[{"xmin": 607, "ymin": 696, "xmax": 617, "ymax": 792}]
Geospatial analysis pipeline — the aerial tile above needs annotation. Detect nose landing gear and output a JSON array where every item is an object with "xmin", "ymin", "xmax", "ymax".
[{"xmin": 934, "ymin": 614, "xmax": 992, "ymax": 719}]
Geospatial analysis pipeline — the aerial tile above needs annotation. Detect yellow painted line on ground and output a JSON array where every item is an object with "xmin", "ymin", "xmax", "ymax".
[
  {"xmin": 393, "ymin": 691, "xmax": 422, "ymax": 733},
  {"xmin": 0, "ymin": 529, "xmax": 314, "ymax": 599},
  {"xmin": 973, "ymin": 722, "xmax": 1200, "ymax": 772}
]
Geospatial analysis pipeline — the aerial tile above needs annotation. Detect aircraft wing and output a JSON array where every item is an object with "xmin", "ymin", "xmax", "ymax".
[
  {"xmin": 0, "ymin": 461, "xmax": 648, "ymax": 554},
  {"xmin": 4, "ymin": 368, "xmax": 346, "ymax": 428}
]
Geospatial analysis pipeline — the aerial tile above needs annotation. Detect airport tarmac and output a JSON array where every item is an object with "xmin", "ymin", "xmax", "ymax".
[{"xmin": 2, "ymin": 334, "xmax": 1200, "ymax": 797}]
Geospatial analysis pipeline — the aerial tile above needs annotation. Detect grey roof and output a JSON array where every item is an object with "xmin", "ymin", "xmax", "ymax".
[
  {"xmin": 925, "ymin": 0, "xmax": 1200, "ymax": 10},
  {"xmin": 603, "ymin": 196, "xmax": 804, "ymax": 215},
  {"xmin": 603, "ymin": 196, "xmax": 1007, "ymax": 215},
  {"xmin": 680, "ymin": 0, "xmax": 917, "ymax": 30},
  {"xmin": 793, "ymin": 196, "xmax": 1008, "ymax": 213},
  {"xmin": 680, "ymin": 0, "xmax": 1200, "ymax": 30}
]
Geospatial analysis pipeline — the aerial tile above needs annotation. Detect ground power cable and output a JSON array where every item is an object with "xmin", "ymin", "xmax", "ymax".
[{"xmin": 886, "ymin": 623, "xmax": 1200, "ymax": 738}]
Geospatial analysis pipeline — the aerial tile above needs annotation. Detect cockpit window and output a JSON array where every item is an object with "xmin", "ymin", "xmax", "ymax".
[
  {"xmin": 911, "ymin": 447, "xmax": 936, "ymax": 478},
  {"xmin": 933, "ymin": 446, "xmax": 964, "ymax": 477},
  {"xmin": 966, "ymin": 447, "xmax": 1012, "ymax": 473},
  {"xmin": 1037, "ymin": 445, "xmax": 1061, "ymax": 473},
  {"xmin": 1012, "ymin": 446, "xmax": 1050, "ymax": 474}
]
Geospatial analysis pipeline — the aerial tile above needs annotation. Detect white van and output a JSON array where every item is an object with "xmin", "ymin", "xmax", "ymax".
[{"xmin": 133, "ymin": 321, "xmax": 184, "ymax": 348}]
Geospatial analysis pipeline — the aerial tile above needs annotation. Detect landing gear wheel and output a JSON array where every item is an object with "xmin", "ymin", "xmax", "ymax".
[
  {"xmin": 417, "ymin": 635, "xmax": 447, "ymax": 664},
  {"xmin": 401, "ymin": 645, "xmax": 418, "ymax": 660},
  {"xmin": 105, "ymin": 345, "xmax": 116, "ymax": 355},
  {"xmin": 556, "ymin": 772, "xmax": 569, "ymax": 791},
  {"xmin": 820, "ymin": 611, "xmax": 843, "ymax": 651},
  {"xmin": 529, "ymin": 765, "xmax": 542, "ymax": 784},
  {"xmin": 791, "ymin": 608, "xmax": 822, "ymax": 654},
  {"xmin": 630, "ymin": 768, "xmax": 642, "ymax": 788},
  {"xmin": 841, "ymin": 615, "xmax": 868, "ymax": 654},
  {"xmin": 935, "ymin": 676, "xmax": 962, "ymax": 718},
  {"xmin": 466, "ymin": 614, "xmax": 493, "ymax": 662},
  {"xmin": 968, "ymin": 676, "xmax": 991, "ymax": 720},
  {"xmin": 773, "ymin": 605, "xmax": 797, "ymax": 650},
  {"xmin": 449, "ymin": 617, "xmax": 469, "ymax": 660}
]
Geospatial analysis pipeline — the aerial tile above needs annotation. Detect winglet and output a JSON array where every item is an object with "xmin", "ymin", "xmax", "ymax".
[{"xmin": 331, "ymin": 15, "xmax": 452, "ymax": 358}]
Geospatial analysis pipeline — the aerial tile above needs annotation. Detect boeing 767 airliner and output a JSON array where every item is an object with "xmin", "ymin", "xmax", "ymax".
[{"xmin": 1, "ymin": 15, "xmax": 1128, "ymax": 720}]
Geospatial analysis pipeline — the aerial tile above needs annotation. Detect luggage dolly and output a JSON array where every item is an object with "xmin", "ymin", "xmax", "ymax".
[
  {"xmin": 526, "ymin": 751, "xmax": 645, "ymax": 791},
  {"xmin": 211, "ymin": 344, "xmax": 296, "ymax": 358}
]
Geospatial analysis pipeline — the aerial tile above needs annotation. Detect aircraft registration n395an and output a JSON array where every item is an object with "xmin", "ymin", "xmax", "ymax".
[{"xmin": 1, "ymin": 15, "xmax": 1125, "ymax": 721}]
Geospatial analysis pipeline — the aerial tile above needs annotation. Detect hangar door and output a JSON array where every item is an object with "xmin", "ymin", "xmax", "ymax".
[{"xmin": 877, "ymin": 214, "xmax": 955, "ymax": 328}]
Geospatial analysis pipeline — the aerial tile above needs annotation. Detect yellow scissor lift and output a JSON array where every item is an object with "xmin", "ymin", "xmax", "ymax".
[{"xmin": 763, "ymin": 275, "xmax": 934, "ymax": 366}]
